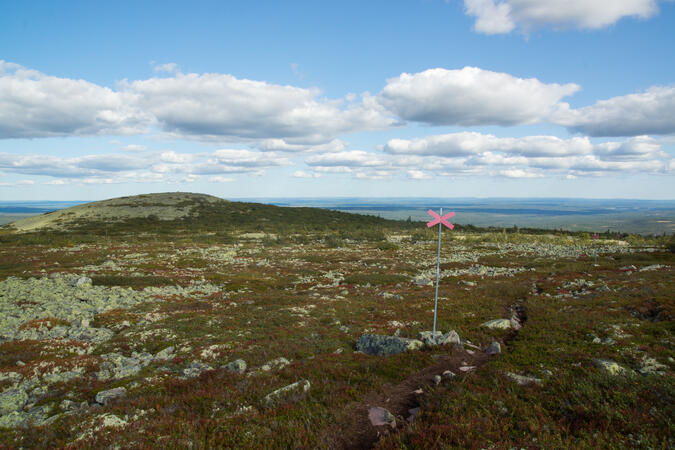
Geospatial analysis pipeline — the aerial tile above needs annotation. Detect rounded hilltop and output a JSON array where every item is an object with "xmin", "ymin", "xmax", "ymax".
[{"xmin": 5, "ymin": 192, "xmax": 227, "ymax": 232}]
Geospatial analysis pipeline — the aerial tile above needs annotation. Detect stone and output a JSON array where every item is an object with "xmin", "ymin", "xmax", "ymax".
[
  {"xmin": 433, "ymin": 375, "xmax": 441, "ymax": 385},
  {"xmin": 503, "ymin": 372, "xmax": 542, "ymax": 386},
  {"xmin": 436, "ymin": 330, "xmax": 461, "ymax": 346},
  {"xmin": 95, "ymin": 387, "xmax": 127, "ymax": 405},
  {"xmin": 592, "ymin": 359, "xmax": 630, "ymax": 376},
  {"xmin": 417, "ymin": 330, "xmax": 442, "ymax": 344},
  {"xmin": 154, "ymin": 346, "xmax": 175, "ymax": 361},
  {"xmin": 182, "ymin": 361, "xmax": 214, "ymax": 378},
  {"xmin": 486, "ymin": 341, "xmax": 501, "ymax": 355},
  {"xmin": 481, "ymin": 319, "xmax": 513, "ymax": 330},
  {"xmin": 442, "ymin": 370, "xmax": 456, "ymax": 379},
  {"xmin": 407, "ymin": 407, "xmax": 421, "ymax": 422},
  {"xmin": 260, "ymin": 357, "xmax": 290, "ymax": 372},
  {"xmin": 222, "ymin": 359, "xmax": 247, "ymax": 374},
  {"xmin": 73, "ymin": 276, "xmax": 92, "ymax": 287},
  {"xmin": 356, "ymin": 334, "xmax": 424, "ymax": 356},
  {"xmin": 368, "ymin": 406, "xmax": 396, "ymax": 428},
  {"xmin": 0, "ymin": 388, "xmax": 28, "ymax": 415},
  {"xmin": 262, "ymin": 379, "xmax": 310, "ymax": 406}
]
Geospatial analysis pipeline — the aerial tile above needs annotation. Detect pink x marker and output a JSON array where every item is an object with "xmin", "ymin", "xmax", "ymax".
[{"xmin": 427, "ymin": 209, "xmax": 455, "ymax": 229}]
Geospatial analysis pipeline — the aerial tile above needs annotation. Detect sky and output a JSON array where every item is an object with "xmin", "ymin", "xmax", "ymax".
[{"xmin": 1, "ymin": 0, "xmax": 674, "ymax": 201}]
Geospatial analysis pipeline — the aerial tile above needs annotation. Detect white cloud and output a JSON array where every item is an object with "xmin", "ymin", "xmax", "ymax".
[
  {"xmin": 292, "ymin": 170, "xmax": 321, "ymax": 178},
  {"xmin": 499, "ymin": 168, "xmax": 543, "ymax": 178},
  {"xmin": 553, "ymin": 85, "xmax": 675, "ymax": 136},
  {"xmin": 378, "ymin": 67, "xmax": 579, "ymax": 126},
  {"xmin": 407, "ymin": 169, "xmax": 432, "ymax": 180},
  {"xmin": 153, "ymin": 62, "xmax": 178, "ymax": 74},
  {"xmin": 0, "ymin": 61, "xmax": 147, "ymax": 138},
  {"xmin": 306, "ymin": 150, "xmax": 387, "ymax": 167},
  {"xmin": 127, "ymin": 72, "xmax": 394, "ymax": 144},
  {"xmin": 208, "ymin": 176, "xmax": 235, "ymax": 183},
  {"xmin": 384, "ymin": 132, "xmax": 594, "ymax": 157},
  {"xmin": 464, "ymin": 0, "xmax": 662, "ymax": 34}
]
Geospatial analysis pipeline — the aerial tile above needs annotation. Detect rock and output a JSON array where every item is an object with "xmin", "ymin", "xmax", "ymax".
[
  {"xmin": 638, "ymin": 357, "xmax": 668, "ymax": 375},
  {"xmin": 442, "ymin": 370, "xmax": 456, "ymax": 379},
  {"xmin": 260, "ymin": 357, "xmax": 291, "ymax": 372},
  {"xmin": 262, "ymin": 379, "xmax": 310, "ymax": 406},
  {"xmin": 182, "ymin": 360, "xmax": 214, "ymax": 378},
  {"xmin": 481, "ymin": 319, "xmax": 513, "ymax": 330},
  {"xmin": 504, "ymin": 372, "xmax": 542, "ymax": 386},
  {"xmin": 368, "ymin": 406, "xmax": 396, "ymax": 428},
  {"xmin": 592, "ymin": 359, "xmax": 630, "ymax": 376},
  {"xmin": 95, "ymin": 387, "xmax": 127, "ymax": 405},
  {"xmin": 222, "ymin": 359, "xmax": 247, "ymax": 374},
  {"xmin": 417, "ymin": 330, "xmax": 442, "ymax": 344},
  {"xmin": 436, "ymin": 330, "xmax": 461, "ymax": 346},
  {"xmin": 0, "ymin": 388, "xmax": 28, "ymax": 415},
  {"xmin": 154, "ymin": 346, "xmax": 175, "ymax": 361},
  {"xmin": 407, "ymin": 407, "xmax": 421, "ymax": 422},
  {"xmin": 73, "ymin": 276, "xmax": 92, "ymax": 287},
  {"xmin": 356, "ymin": 334, "xmax": 424, "ymax": 356},
  {"xmin": 486, "ymin": 341, "xmax": 501, "ymax": 355},
  {"xmin": 433, "ymin": 375, "xmax": 441, "ymax": 385}
]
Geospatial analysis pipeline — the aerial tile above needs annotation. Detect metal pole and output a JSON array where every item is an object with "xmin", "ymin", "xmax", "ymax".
[
  {"xmin": 594, "ymin": 240, "xmax": 597, "ymax": 265},
  {"xmin": 433, "ymin": 207, "xmax": 442, "ymax": 336}
]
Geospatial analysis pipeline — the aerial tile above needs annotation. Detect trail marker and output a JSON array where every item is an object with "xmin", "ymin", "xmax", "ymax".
[
  {"xmin": 427, "ymin": 208, "xmax": 455, "ymax": 336},
  {"xmin": 591, "ymin": 233, "xmax": 599, "ymax": 265}
]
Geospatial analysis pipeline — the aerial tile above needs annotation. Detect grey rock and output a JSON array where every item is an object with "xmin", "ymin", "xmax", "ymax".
[
  {"xmin": 481, "ymin": 319, "xmax": 513, "ymax": 330},
  {"xmin": 368, "ymin": 406, "xmax": 396, "ymax": 428},
  {"xmin": 356, "ymin": 334, "xmax": 423, "ymax": 356},
  {"xmin": 504, "ymin": 372, "xmax": 542, "ymax": 386},
  {"xmin": 73, "ymin": 276, "xmax": 92, "ymax": 287},
  {"xmin": 260, "ymin": 357, "xmax": 290, "ymax": 372},
  {"xmin": 262, "ymin": 379, "xmax": 310, "ymax": 406},
  {"xmin": 486, "ymin": 341, "xmax": 501, "ymax": 355},
  {"xmin": 182, "ymin": 360, "xmax": 214, "ymax": 378},
  {"xmin": 592, "ymin": 359, "xmax": 630, "ymax": 376},
  {"xmin": 436, "ymin": 330, "xmax": 461, "ymax": 346},
  {"xmin": 95, "ymin": 387, "xmax": 127, "ymax": 405},
  {"xmin": 417, "ymin": 330, "xmax": 442, "ymax": 343},
  {"xmin": 222, "ymin": 359, "xmax": 247, "ymax": 374},
  {"xmin": 154, "ymin": 346, "xmax": 175, "ymax": 361},
  {"xmin": 0, "ymin": 388, "xmax": 28, "ymax": 415},
  {"xmin": 433, "ymin": 375, "xmax": 441, "ymax": 385}
]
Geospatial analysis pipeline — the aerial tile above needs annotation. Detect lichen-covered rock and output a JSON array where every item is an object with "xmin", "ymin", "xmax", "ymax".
[
  {"xmin": 95, "ymin": 387, "xmax": 127, "ymax": 405},
  {"xmin": 593, "ymin": 359, "xmax": 631, "ymax": 376},
  {"xmin": 481, "ymin": 319, "xmax": 513, "ymax": 330},
  {"xmin": 154, "ymin": 346, "xmax": 175, "ymax": 361},
  {"xmin": 182, "ymin": 360, "xmax": 214, "ymax": 378},
  {"xmin": 262, "ymin": 379, "xmax": 310, "ymax": 406},
  {"xmin": 260, "ymin": 357, "xmax": 290, "ymax": 372},
  {"xmin": 222, "ymin": 359, "xmax": 247, "ymax": 374},
  {"xmin": 486, "ymin": 341, "xmax": 501, "ymax": 354},
  {"xmin": 0, "ymin": 388, "xmax": 28, "ymax": 415},
  {"xmin": 356, "ymin": 334, "xmax": 423, "ymax": 356},
  {"xmin": 504, "ymin": 372, "xmax": 542, "ymax": 386}
]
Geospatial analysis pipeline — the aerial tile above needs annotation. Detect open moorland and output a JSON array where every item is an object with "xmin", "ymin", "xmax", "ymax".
[{"xmin": 0, "ymin": 193, "xmax": 673, "ymax": 448}]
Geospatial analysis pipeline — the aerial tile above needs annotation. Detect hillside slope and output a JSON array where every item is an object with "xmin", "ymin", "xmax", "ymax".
[{"xmin": 3, "ymin": 192, "xmax": 397, "ymax": 233}]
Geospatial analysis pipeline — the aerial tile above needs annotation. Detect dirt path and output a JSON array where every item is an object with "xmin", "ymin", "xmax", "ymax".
[{"xmin": 329, "ymin": 303, "xmax": 527, "ymax": 449}]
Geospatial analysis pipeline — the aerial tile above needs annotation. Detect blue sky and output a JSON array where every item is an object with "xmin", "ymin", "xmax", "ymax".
[{"xmin": 1, "ymin": 0, "xmax": 674, "ymax": 200}]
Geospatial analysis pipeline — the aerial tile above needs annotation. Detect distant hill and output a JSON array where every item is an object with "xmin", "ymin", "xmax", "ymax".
[{"xmin": 2, "ymin": 192, "xmax": 399, "ymax": 234}]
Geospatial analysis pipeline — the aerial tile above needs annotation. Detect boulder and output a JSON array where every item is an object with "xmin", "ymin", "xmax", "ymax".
[
  {"xmin": 481, "ymin": 319, "xmax": 513, "ymax": 330},
  {"xmin": 154, "ymin": 346, "xmax": 175, "ymax": 361},
  {"xmin": 222, "ymin": 359, "xmax": 247, "ymax": 374},
  {"xmin": 356, "ymin": 334, "xmax": 423, "ymax": 356},
  {"xmin": 593, "ymin": 359, "xmax": 630, "ymax": 376},
  {"xmin": 368, "ymin": 406, "xmax": 396, "ymax": 428},
  {"xmin": 0, "ymin": 388, "xmax": 28, "ymax": 415},
  {"xmin": 486, "ymin": 341, "xmax": 501, "ymax": 355},
  {"xmin": 95, "ymin": 387, "xmax": 127, "ymax": 405},
  {"xmin": 260, "ymin": 357, "xmax": 290, "ymax": 372},
  {"xmin": 503, "ymin": 372, "xmax": 542, "ymax": 386},
  {"xmin": 182, "ymin": 360, "xmax": 214, "ymax": 378},
  {"xmin": 262, "ymin": 379, "xmax": 310, "ymax": 406}
]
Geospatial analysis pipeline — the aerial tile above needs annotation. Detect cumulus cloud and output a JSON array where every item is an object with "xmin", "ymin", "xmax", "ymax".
[
  {"xmin": 153, "ymin": 62, "xmax": 178, "ymax": 74},
  {"xmin": 407, "ymin": 169, "xmax": 432, "ymax": 180},
  {"xmin": 378, "ymin": 67, "xmax": 579, "ymax": 126},
  {"xmin": 292, "ymin": 170, "xmax": 321, "ymax": 178},
  {"xmin": 464, "ymin": 0, "xmax": 663, "ymax": 34},
  {"xmin": 384, "ymin": 132, "xmax": 594, "ymax": 157},
  {"xmin": 306, "ymin": 150, "xmax": 388, "ymax": 167},
  {"xmin": 553, "ymin": 85, "xmax": 675, "ymax": 137},
  {"xmin": 499, "ymin": 168, "xmax": 543, "ymax": 178},
  {"xmin": 0, "ymin": 61, "xmax": 147, "ymax": 138},
  {"xmin": 127, "ymin": 73, "xmax": 394, "ymax": 144},
  {"xmin": 208, "ymin": 176, "xmax": 235, "ymax": 183}
]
